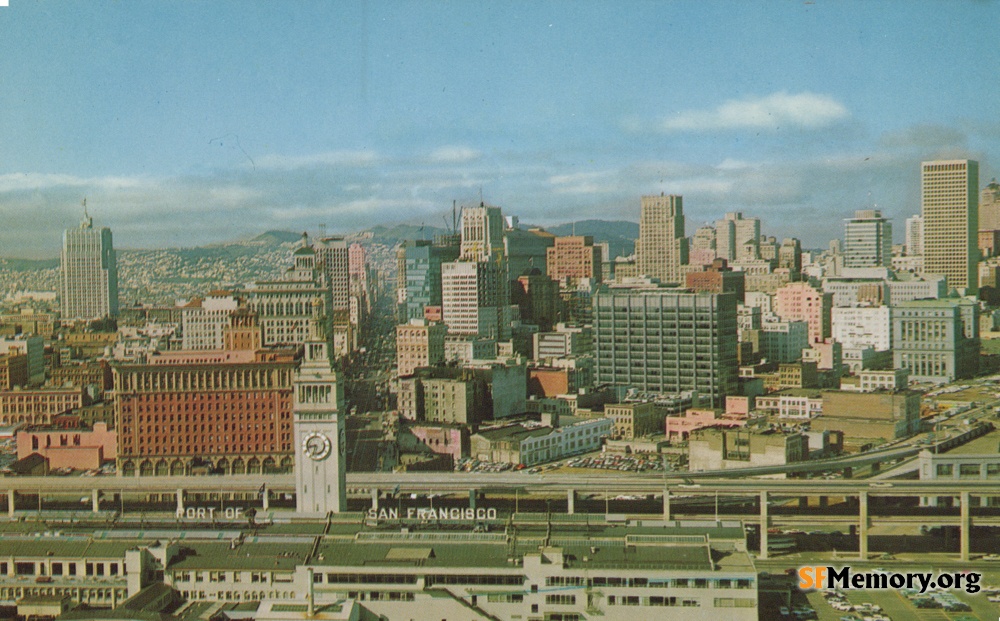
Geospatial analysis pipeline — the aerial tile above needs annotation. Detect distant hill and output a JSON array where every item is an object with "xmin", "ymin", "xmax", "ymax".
[
  {"xmin": 250, "ymin": 230, "xmax": 302, "ymax": 245},
  {"xmin": 546, "ymin": 220, "xmax": 638, "ymax": 259},
  {"xmin": 0, "ymin": 258, "xmax": 60, "ymax": 271}
]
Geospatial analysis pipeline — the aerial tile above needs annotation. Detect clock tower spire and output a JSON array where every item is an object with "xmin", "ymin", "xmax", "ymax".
[{"xmin": 293, "ymin": 297, "xmax": 346, "ymax": 514}]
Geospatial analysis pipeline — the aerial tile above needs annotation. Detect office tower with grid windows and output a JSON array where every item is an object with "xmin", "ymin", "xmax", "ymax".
[
  {"xmin": 843, "ymin": 209, "xmax": 892, "ymax": 268},
  {"xmin": 636, "ymin": 194, "xmax": 688, "ymax": 284},
  {"xmin": 922, "ymin": 159, "xmax": 979, "ymax": 294},
  {"xmin": 60, "ymin": 207, "xmax": 118, "ymax": 322}
]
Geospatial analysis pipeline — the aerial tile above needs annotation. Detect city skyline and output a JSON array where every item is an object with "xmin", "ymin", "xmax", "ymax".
[{"xmin": 2, "ymin": 1, "xmax": 1000, "ymax": 257}]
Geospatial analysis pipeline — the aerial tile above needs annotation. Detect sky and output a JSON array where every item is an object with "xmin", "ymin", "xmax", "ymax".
[{"xmin": 1, "ymin": 0, "xmax": 998, "ymax": 258}]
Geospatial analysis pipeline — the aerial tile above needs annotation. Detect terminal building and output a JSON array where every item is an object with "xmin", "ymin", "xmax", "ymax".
[{"xmin": 0, "ymin": 516, "xmax": 757, "ymax": 621}]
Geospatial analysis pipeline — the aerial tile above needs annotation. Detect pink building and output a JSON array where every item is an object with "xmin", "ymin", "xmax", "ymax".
[
  {"xmin": 16, "ymin": 422, "xmax": 117, "ymax": 470},
  {"xmin": 665, "ymin": 408, "xmax": 746, "ymax": 442},
  {"xmin": 774, "ymin": 281, "xmax": 832, "ymax": 344},
  {"xmin": 348, "ymin": 243, "xmax": 367, "ymax": 279},
  {"xmin": 406, "ymin": 423, "xmax": 468, "ymax": 462}
]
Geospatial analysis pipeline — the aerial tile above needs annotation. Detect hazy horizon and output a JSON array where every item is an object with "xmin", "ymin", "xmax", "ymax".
[{"xmin": 2, "ymin": 1, "xmax": 998, "ymax": 258}]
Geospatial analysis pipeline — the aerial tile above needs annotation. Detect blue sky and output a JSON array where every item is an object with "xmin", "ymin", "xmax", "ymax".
[{"xmin": 1, "ymin": 0, "xmax": 998, "ymax": 257}]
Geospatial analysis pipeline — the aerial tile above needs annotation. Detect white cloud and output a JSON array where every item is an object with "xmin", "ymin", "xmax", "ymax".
[
  {"xmin": 0, "ymin": 172, "xmax": 147, "ymax": 193},
  {"xmin": 426, "ymin": 146, "xmax": 481, "ymax": 163},
  {"xmin": 255, "ymin": 150, "xmax": 379, "ymax": 170},
  {"xmin": 661, "ymin": 92, "xmax": 849, "ymax": 132}
]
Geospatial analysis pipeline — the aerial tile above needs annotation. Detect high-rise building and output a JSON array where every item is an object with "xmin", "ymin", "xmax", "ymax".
[
  {"xmin": 396, "ymin": 319, "xmax": 447, "ymax": 377},
  {"xmin": 715, "ymin": 212, "xmax": 760, "ymax": 263},
  {"xmin": 546, "ymin": 235, "xmax": 602, "ymax": 286},
  {"xmin": 922, "ymin": 159, "xmax": 979, "ymax": 294},
  {"xmin": 60, "ymin": 206, "xmax": 118, "ymax": 321},
  {"xmin": 397, "ymin": 239, "xmax": 460, "ymax": 322},
  {"xmin": 774, "ymin": 281, "xmax": 832, "ymax": 344},
  {"xmin": 181, "ymin": 292, "xmax": 239, "ymax": 350},
  {"xmin": 843, "ymin": 209, "xmax": 892, "ymax": 268},
  {"xmin": 441, "ymin": 261, "xmax": 506, "ymax": 339},
  {"xmin": 636, "ymin": 194, "xmax": 688, "ymax": 284},
  {"xmin": 593, "ymin": 286, "xmax": 738, "ymax": 407},
  {"xmin": 978, "ymin": 178, "xmax": 1000, "ymax": 232},
  {"xmin": 315, "ymin": 236, "xmax": 350, "ymax": 311},
  {"xmin": 460, "ymin": 203, "xmax": 505, "ymax": 263},
  {"xmin": 905, "ymin": 214, "xmax": 924, "ymax": 256}
]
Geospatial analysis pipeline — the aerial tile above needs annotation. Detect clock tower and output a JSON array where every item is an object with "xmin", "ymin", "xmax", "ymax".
[{"xmin": 293, "ymin": 299, "xmax": 346, "ymax": 514}]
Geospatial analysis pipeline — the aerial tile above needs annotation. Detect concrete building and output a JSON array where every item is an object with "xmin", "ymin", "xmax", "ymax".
[
  {"xmin": 893, "ymin": 298, "xmax": 979, "ymax": 383},
  {"xmin": 503, "ymin": 227, "xmax": 555, "ymax": 284},
  {"xmin": 978, "ymin": 178, "xmax": 1000, "ymax": 232},
  {"xmin": 0, "ymin": 386, "xmax": 89, "ymax": 426},
  {"xmin": 922, "ymin": 159, "xmax": 979, "ymax": 294},
  {"xmin": 180, "ymin": 292, "xmax": 239, "ymax": 350},
  {"xmin": 685, "ymin": 258, "xmax": 745, "ymax": 303},
  {"xmin": 688, "ymin": 427, "xmax": 808, "ymax": 473},
  {"xmin": 546, "ymin": 235, "xmax": 602, "ymax": 286},
  {"xmin": 395, "ymin": 319, "xmax": 447, "ymax": 378},
  {"xmin": 593, "ymin": 287, "xmax": 738, "ymax": 408},
  {"xmin": 918, "ymin": 449, "xmax": 1000, "ymax": 507},
  {"xmin": 715, "ymin": 212, "xmax": 760, "ymax": 263},
  {"xmin": 471, "ymin": 417, "xmax": 611, "ymax": 466},
  {"xmin": 15, "ymin": 421, "xmax": 116, "ymax": 470},
  {"xmin": 665, "ymin": 408, "xmax": 746, "ymax": 441},
  {"xmin": 831, "ymin": 305, "xmax": 891, "ymax": 351},
  {"xmin": 774, "ymin": 281, "xmax": 832, "ymax": 344},
  {"xmin": 754, "ymin": 389, "xmax": 823, "ymax": 419},
  {"xmin": 511, "ymin": 269, "xmax": 560, "ymax": 332},
  {"xmin": 398, "ymin": 363, "xmax": 527, "ymax": 425},
  {"xmin": 0, "ymin": 336, "xmax": 44, "ymax": 385},
  {"xmin": 441, "ymin": 261, "xmax": 507, "ymax": 339},
  {"xmin": 247, "ymin": 239, "xmax": 335, "ymax": 351},
  {"xmin": 753, "ymin": 319, "xmax": 810, "ymax": 364},
  {"xmin": 60, "ymin": 207, "xmax": 119, "ymax": 321},
  {"xmin": 906, "ymin": 214, "xmax": 925, "ymax": 256},
  {"xmin": 856, "ymin": 369, "xmax": 909, "ymax": 392},
  {"xmin": 605, "ymin": 401, "xmax": 663, "ymax": 439},
  {"xmin": 843, "ymin": 209, "xmax": 892, "ymax": 268},
  {"xmin": 0, "ymin": 307, "xmax": 58, "ymax": 338},
  {"xmin": 0, "ymin": 519, "xmax": 758, "ymax": 621},
  {"xmin": 459, "ymin": 203, "xmax": 505, "ymax": 263},
  {"xmin": 812, "ymin": 390, "xmax": 921, "ymax": 443},
  {"xmin": 888, "ymin": 272, "xmax": 947, "ymax": 303},
  {"xmin": 314, "ymin": 236, "xmax": 351, "ymax": 312},
  {"xmin": 636, "ymin": 194, "xmax": 688, "ymax": 285}
]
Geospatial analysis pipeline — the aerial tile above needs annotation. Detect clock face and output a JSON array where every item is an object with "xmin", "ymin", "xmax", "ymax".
[{"xmin": 302, "ymin": 431, "xmax": 332, "ymax": 461}]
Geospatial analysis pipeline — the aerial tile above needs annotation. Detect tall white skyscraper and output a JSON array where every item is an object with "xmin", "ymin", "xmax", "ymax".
[
  {"xmin": 459, "ymin": 203, "xmax": 505, "ymax": 263},
  {"xmin": 715, "ymin": 212, "xmax": 760, "ymax": 263},
  {"xmin": 60, "ymin": 204, "xmax": 118, "ymax": 321},
  {"xmin": 922, "ymin": 159, "xmax": 979, "ymax": 294},
  {"xmin": 637, "ymin": 194, "xmax": 688, "ymax": 284},
  {"xmin": 843, "ymin": 209, "xmax": 892, "ymax": 268},
  {"xmin": 905, "ymin": 214, "xmax": 924, "ymax": 256}
]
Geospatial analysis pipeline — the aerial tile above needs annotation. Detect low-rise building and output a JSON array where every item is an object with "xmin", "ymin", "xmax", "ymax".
[
  {"xmin": 471, "ymin": 417, "xmax": 611, "ymax": 466},
  {"xmin": 15, "ymin": 421, "xmax": 117, "ymax": 470},
  {"xmin": 810, "ymin": 390, "xmax": 920, "ymax": 443},
  {"xmin": 688, "ymin": 427, "xmax": 808, "ymax": 473},
  {"xmin": 605, "ymin": 401, "xmax": 663, "ymax": 439},
  {"xmin": 665, "ymin": 408, "xmax": 746, "ymax": 442}
]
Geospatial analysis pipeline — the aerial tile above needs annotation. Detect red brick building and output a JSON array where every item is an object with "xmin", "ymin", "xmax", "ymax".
[
  {"xmin": 546, "ymin": 236, "xmax": 602, "ymax": 286},
  {"xmin": 112, "ymin": 313, "xmax": 301, "ymax": 477}
]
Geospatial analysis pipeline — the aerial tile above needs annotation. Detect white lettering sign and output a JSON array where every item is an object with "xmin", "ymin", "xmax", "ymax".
[
  {"xmin": 176, "ymin": 507, "xmax": 245, "ymax": 520},
  {"xmin": 366, "ymin": 507, "xmax": 498, "ymax": 522}
]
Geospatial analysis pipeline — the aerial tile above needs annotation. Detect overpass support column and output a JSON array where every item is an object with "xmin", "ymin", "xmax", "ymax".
[
  {"xmin": 175, "ymin": 489, "xmax": 184, "ymax": 516},
  {"xmin": 819, "ymin": 496, "xmax": 828, "ymax": 508},
  {"xmin": 261, "ymin": 485, "xmax": 270, "ymax": 511},
  {"xmin": 370, "ymin": 488, "xmax": 379, "ymax": 511},
  {"xmin": 469, "ymin": 489, "xmax": 478, "ymax": 510},
  {"xmin": 663, "ymin": 488, "xmax": 671, "ymax": 521},
  {"xmin": 858, "ymin": 491, "xmax": 868, "ymax": 560},
  {"xmin": 960, "ymin": 491, "xmax": 970, "ymax": 562},
  {"xmin": 91, "ymin": 489, "xmax": 100, "ymax": 513},
  {"xmin": 759, "ymin": 491, "xmax": 769, "ymax": 560},
  {"xmin": 567, "ymin": 489, "xmax": 575, "ymax": 515},
  {"xmin": 7, "ymin": 490, "xmax": 14, "ymax": 517}
]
